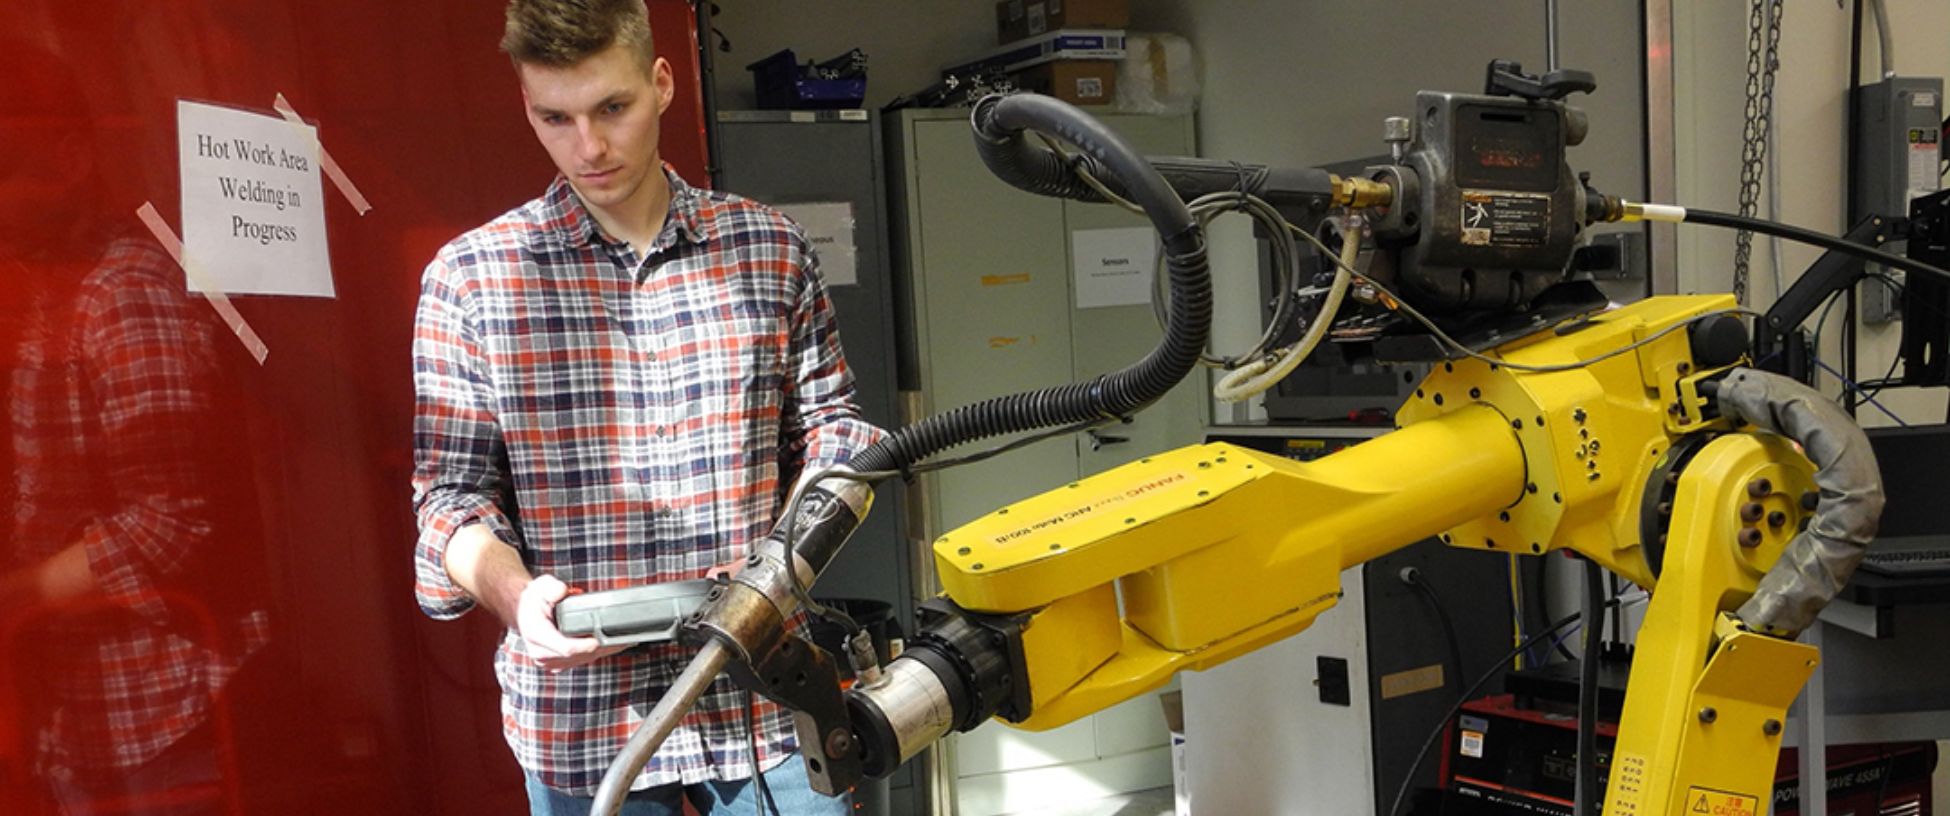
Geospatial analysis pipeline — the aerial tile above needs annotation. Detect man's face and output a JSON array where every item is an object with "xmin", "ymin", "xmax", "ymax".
[{"xmin": 517, "ymin": 43, "xmax": 674, "ymax": 217}]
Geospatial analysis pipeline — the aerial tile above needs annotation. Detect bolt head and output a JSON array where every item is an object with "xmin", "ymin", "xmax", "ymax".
[
  {"xmin": 1738, "ymin": 528, "xmax": 1764, "ymax": 548},
  {"xmin": 1699, "ymin": 706, "xmax": 1718, "ymax": 724},
  {"xmin": 826, "ymin": 729, "xmax": 854, "ymax": 757},
  {"xmin": 1763, "ymin": 719, "xmax": 1783, "ymax": 736}
]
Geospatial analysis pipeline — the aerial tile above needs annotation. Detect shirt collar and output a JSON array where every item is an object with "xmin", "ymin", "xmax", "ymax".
[{"xmin": 545, "ymin": 163, "xmax": 711, "ymax": 251}]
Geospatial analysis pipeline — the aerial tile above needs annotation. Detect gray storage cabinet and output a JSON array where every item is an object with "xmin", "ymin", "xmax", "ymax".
[
  {"xmin": 714, "ymin": 109, "xmax": 918, "ymax": 816},
  {"xmin": 885, "ymin": 108, "xmax": 1201, "ymax": 816}
]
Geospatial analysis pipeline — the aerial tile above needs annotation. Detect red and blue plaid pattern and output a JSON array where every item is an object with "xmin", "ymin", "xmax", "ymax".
[
  {"xmin": 412, "ymin": 169, "xmax": 881, "ymax": 794},
  {"xmin": 6, "ymin": 238, "xmax": 268, "ymax": 778}
]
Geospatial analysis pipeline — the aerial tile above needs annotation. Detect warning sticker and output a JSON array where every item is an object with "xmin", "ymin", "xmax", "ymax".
[
  {"xmin": 1459, "ymin": 730, "xmax": 1484, "ymax": 759},
  {"xmin": 1460, "ymin": 190, "xmax": 1552, "ymax": 248},
  {"xmin": 1684, "ymin": 786, "xmax": 1758, "ymax": 816},
  {"xmin": 1908, "ymin": 128, "xmax": 1942, "ymax": 203}
]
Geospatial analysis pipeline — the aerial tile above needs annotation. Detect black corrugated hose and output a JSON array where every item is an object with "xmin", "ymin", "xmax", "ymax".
[{"xmin": 847, "ymin": 94, "xmax": 1210, "ymax": 475}]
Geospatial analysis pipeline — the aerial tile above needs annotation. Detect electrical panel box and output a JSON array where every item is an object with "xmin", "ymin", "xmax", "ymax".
[
  {"xmin": 1853, "ymin": 77, "xmax": 1943, "ymax": 324},
  {"xmin": 1186, "ymin": 426, "xmax": 1517, "ymax": 815}
]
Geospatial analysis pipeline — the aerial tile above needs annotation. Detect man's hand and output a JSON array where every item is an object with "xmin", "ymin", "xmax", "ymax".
[{"xmin": 516, "ymin": 575, "xmax": 629, "ymax": 672}]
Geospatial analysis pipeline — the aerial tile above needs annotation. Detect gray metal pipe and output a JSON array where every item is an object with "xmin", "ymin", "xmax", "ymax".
[
  {"xmin": 591, "ymin": 640, "xmax": 734, "ymax": 816},
  {"xmin": 1545, "ymin": 0, "xmax": 1561, "ymax": 71}
]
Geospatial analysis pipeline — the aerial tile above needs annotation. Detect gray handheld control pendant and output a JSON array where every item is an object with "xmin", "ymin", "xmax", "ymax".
[{"xmin": 555, "ymin": 579, "xmax": 718, "ymax": 646}]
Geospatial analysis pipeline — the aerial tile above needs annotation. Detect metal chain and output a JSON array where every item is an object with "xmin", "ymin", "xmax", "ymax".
[{"xmin": 1734, "ymin": 0, "xmax": 1784, "ymax": 305}]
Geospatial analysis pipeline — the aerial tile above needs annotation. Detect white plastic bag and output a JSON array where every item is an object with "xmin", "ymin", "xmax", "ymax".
[{"xmin": 1116, "ymin": 32, "xmax": 1199, "ymax": 115}]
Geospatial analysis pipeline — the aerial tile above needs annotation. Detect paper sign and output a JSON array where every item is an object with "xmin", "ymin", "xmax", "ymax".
[
  {"xmin": 177, "ymin": 100, "xmax": 334, "ymax": 297},
  {"xmin": 779, "ymin": 202, "xmax": 858, "ymax": 287},
  {"xmin": 1072, "ymin": 227, "xmax": 1156, "ymax": 309}
]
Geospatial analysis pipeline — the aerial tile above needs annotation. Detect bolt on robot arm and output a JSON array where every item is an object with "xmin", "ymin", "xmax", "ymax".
[{"xmin": 590, "ymin": 61, "xmax": 1897, "ymax": 816}]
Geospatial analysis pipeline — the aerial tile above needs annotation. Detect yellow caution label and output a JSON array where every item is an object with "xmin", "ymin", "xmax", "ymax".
[{"xmin": 1684, "ymin": 787, "xmax": 1758, "ymax": 816}]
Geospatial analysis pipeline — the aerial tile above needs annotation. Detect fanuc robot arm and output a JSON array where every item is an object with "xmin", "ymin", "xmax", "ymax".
[{"xmin": 590, "ymin": 61, "xmax": 1904, "ymax": 816}]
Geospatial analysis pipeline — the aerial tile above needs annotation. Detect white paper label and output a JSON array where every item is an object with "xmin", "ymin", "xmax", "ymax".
[
  {"xmin": 1909, "ymin": 129, "xmax": 1942, "ymax": 204},
  {"xmin": 1072, "ymin": 227, "xmax": 1155, "ymax": 309},
  {"xmin": 779, "ymin": 202, "xmax": 858, "ymax": 287},
  {"xmin": 1077, "ymin": 77, "xmax": 1105, "ymax": 99},
  {"xmin": 1460, "ymin": 730, "xmax": 1484, "ymax": 759},
  {"xmin": 177, "ymin": 100, "xmax": 334, "ymax": 297}
]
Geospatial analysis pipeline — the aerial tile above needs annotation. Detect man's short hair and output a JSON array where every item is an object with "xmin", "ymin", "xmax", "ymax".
[{"xmin": 501, "ymin": 0, "xmax": 656, "ymax": 68}]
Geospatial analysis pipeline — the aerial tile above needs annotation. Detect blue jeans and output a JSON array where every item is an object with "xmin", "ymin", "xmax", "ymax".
[{"xmin": 526, "ymin": 753, "xmax": 851, "ymax": 816}]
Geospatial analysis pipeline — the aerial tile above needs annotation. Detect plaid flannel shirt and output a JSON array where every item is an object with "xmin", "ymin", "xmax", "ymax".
[
  {"xmin": 6, "ymin": 238, "xmax": 267, "ymax": 778},
  {"xmin": 411, "ymin": 169, "xmax": 882, "ymax": 794}
]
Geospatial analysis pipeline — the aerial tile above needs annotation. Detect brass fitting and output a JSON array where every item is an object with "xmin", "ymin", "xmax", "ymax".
[{"xmin": 1331, "ymin": 175, "xmax": 1394, "ymax": 209}]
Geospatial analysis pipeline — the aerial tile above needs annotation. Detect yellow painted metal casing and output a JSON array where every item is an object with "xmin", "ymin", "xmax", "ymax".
[
  {"xmin": 1601, "ymin": 434, "xmax": 1818, "ymax": 816},
  {"xmin": 934, "ymin": 404, "xmax": 1526, "ymax": 729},
  {"xmin": 1394, "ymin": 294, "xmax": 1741, "ymax": 585},
  {"xmin": 925, "ymin": 289, "xmax": 1830, "ymax": 815}
]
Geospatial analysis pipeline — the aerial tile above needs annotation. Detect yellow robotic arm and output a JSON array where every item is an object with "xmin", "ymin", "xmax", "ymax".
[
  {"xmin": 588, "ymin": 62, "xmax": 1894, "ymax": 816},
  {"xmin": 847, "ymin": 294, "xmax": 1854, "ymax": 816}
]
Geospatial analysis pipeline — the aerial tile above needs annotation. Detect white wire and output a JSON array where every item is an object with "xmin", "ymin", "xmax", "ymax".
[{"xmin": 1213, "ymin": 215, "xmax": 1359, "ymax": 401}]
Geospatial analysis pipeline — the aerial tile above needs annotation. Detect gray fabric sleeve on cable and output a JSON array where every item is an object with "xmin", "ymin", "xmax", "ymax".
[{"xmin": 1713, "ymin": 368, "xmax": 1884, "ymax": 637}]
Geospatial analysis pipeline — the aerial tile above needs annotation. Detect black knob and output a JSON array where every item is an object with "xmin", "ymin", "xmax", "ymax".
[
  {"xmin": 1688, "ymin": 313, "xmax": 1751, "ymax": 370},
  {"xmin": 1485, "ymin": 59, "xmax": 1598, "ymax": 101}
]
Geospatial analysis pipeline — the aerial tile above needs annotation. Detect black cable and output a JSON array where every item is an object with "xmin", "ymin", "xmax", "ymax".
[
  {"xmin": 1575, "ymin": 560, "xmax": 1605, "ymax": 816},
  {"xmin": 1607, "ymin": 573, "xmax": 1623, "ymax": 645},
  {"xmin": 1681, "ymin": 207, "xmax": 1950, "ymax": 284},
  {"xmin": 843, "ymin": 93, "xmax": 1211, "ymax": 479},
  {"xmin": 1869, "ymin": 749, "xmax": 1896, "ymax": 814},
  {"xmin": 1401, "ymin": 567, "xmax": 1466, "ymax": 697},
  {"xmin": 1846, "ymin": 276, "xmax": 1860, "ymax": 416},
  {"xmin": 1856, "ymin": 273, "xmax": 1945, "ymax": 399},
  {"xmin": 1386, "ymin": 610, "xmax": 1584, "ymax": 816},
  {"xmin": 743, "ymin": 691, "xmax": 779, "ymax": 816},
  {"xmin": 1531, "ymin": 556, "xmax": 1577, "ymax": 664}
]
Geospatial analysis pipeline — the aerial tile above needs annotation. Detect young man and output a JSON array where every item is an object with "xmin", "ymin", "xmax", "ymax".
[{"xmin": 410, "ymin": 2, "xmax": 876, "ymax": 813}]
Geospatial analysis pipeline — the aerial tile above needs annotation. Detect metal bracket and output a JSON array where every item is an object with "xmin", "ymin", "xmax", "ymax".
[{"xmin": 740, "ymin": 634, "xmax": 864, "ymax": 796}]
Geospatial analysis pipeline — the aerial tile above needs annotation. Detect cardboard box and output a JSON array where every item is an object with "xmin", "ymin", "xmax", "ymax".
[
  {"xmin": 997, "ymin": 0, "xmax": 1130, "ymax": 44},
  {"xmin": 944, "ymin": 29, "xmax": 1125, "ymax": 78},
  {"xmin": 1011, "ymin": 60, "xmax": 1117, "ymax": 105}
]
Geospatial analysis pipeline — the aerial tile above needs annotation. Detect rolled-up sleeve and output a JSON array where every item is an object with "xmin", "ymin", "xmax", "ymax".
[
  {"xmin": 411, "ymin": 253, "xmax": 519, "ymax": 620},
  {"xmin": 779, "ymin": 232, "xmax": 884, "ymax": 479}
]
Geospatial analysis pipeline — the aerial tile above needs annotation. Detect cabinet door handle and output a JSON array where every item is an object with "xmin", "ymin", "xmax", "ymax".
[{"xmin": 1086, "ymin": 430, "xmax": 1129, "ymax": 451}]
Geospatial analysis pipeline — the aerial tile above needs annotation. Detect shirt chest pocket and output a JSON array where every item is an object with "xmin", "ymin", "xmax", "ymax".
[{"xmin": 665, "ymin": 299, "xmax": 787, "ymax": 414}]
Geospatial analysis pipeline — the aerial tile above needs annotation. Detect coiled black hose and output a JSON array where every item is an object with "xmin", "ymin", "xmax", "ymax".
[{"xmin": 847, "ymin": 94, "xmax": 1211, "ymax": 474}]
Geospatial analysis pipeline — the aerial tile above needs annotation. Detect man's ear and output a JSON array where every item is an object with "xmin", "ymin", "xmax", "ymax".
[{"xmin": 652, "ymin": 56, "xmax": 675, "ymax": 116}]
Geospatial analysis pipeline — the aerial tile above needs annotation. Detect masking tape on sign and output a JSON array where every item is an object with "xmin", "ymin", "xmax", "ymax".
[
  {"xmin": 272, "ymin": 93, "xmax": 372, "ymax": 216},
  {"xmin": 135, "ymin": 202, "xmax": 270, "ymax": 365}
]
